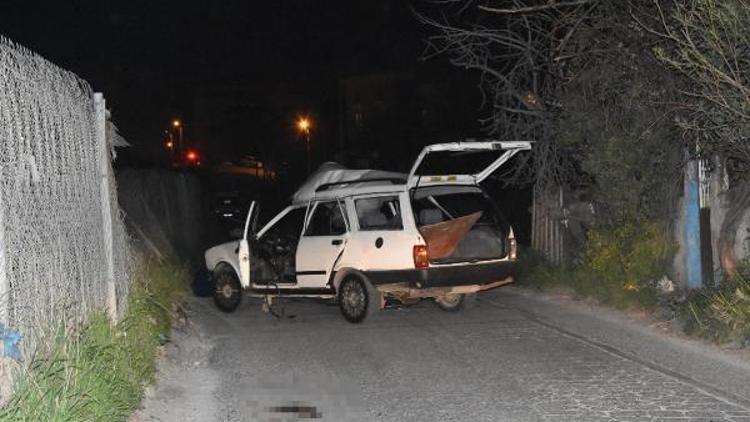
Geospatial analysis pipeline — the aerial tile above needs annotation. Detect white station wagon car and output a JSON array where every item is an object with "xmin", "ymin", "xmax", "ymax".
[{"xmin": 204, "ymin": 141, "xmax": 531, "ymax": 322}]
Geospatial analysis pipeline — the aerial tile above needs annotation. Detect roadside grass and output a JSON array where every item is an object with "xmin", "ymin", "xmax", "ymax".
[
  {"xmin": 0, "ymin": 259, "xmax": 187, "ymax": 421},
  {"xmin": 676, "ymin": 270, "xmax": 750, "ymax": 346}
]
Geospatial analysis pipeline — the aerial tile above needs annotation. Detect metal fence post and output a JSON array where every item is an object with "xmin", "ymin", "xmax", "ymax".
[{"xmin": 94, "ymin": 93, "xmax": 117, "ymax": 319}]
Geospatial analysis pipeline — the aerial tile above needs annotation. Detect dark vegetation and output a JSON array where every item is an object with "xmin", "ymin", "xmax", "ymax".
[{"xmin": 419, "ymin": 0, "xmax": 750, "ymax": 345}]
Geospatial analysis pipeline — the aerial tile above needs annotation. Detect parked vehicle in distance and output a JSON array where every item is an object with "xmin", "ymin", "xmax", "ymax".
[
  {"xmin": 213, "ymin": 191, "xmax": 244, "ymax": 222},
  {"xmin": 204, "ymin": 141, "xmax": 531, "ymax": 323}
]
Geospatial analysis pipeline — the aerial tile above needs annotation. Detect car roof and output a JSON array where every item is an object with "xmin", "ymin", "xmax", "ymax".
[
  {"xmin": 307, "ymin": 182, "xmax": 407, "ymax": 202},
  {"xmin": 303, "ymin": 179, "xmax": 480, "ymax": 202},
  {"xmin": 290, "ymin": 140, "xmax": 531, "ymax": 204}
]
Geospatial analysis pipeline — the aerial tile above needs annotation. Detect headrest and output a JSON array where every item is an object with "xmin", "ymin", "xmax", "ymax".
[{"xmin": 419, "ymin": 208, "xmax": 444, "ymax": 225}]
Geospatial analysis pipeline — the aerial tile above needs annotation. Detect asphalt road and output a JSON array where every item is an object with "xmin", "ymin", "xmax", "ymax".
[{"xmin": 133, "ymin": 287, "xmax": 750, "ymax": 422}]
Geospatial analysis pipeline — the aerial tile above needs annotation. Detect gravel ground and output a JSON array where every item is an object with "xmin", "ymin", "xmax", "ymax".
[{"xmin": 132, "ymin": 287, "xmax": 750, "ymax": 422}]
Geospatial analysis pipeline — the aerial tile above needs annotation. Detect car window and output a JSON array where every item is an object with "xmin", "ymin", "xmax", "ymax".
[
  {"xmin": 412, "ymin": 191, "xmax": 505, "ymax": 228},
  {"xmin": 355, "ymin": 196, "xmax": 403, "ymax": 231},
  {"xmin": 263, "ymin": 207, "xmax": 306, "ymax": 239},
  {"xmin": 304, "ymin": 201, "xmax": 347, "ymax": 236}
]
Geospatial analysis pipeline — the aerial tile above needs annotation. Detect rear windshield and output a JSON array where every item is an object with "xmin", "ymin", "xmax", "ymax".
[
  {"xmin": 411, "ymin": 189, "xmax": 507, "ymax": 229},
  {"xmin": 412, "ymin": 150, "xmax": 501, "ymax": 176}
]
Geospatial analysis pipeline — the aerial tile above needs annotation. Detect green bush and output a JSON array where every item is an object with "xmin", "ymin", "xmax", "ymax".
[
  {"xmin": 0, "ymin": 260, "xmax": 187, "ymax": 422},
  {"xmin": 586, "ymin": 222, "xmax": 673, "ymax": 292},
  {"xmin": 518, "ymin": 220, "xmax": 673, "ymax": 309}
]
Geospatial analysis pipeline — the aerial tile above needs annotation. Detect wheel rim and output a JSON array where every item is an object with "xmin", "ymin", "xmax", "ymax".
[
  {"xmin": 341, "ymin": 279, "xmax": 366, "ymax": 317},
  {"xmin": 216, "ymin": 275, "xmax": 239, "ymax": 303},
  {"xmin": 221, "ymin": 282, "xmax": 235, "ymax": 299},
  {"xmin": 439, "ymin": 294, "xmax": 462, "ymax": 307}
]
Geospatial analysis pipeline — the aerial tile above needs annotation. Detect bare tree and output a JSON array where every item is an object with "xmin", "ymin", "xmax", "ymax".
[
  {"xmin": 642, "ymin": 0, "xmax": 750, "ymax": 164},
  {"xmin": 415, "ymin": 0, "xmax": 599, "ymax": 189},
  {"xmin": 641, "ymin": 0, "xmax": 750, "ymax": 276}
]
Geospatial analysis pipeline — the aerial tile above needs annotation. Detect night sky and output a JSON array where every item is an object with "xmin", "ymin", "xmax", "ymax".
[{"xmin": 1, "ymin": 1, "xmax": 431, "ymax": 165}]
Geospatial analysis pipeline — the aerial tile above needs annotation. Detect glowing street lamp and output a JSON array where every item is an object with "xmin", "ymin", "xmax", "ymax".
[
  {"xmin": 172, "ymin": 118, "xmax": 184, "ymax": 160},
  {"xmin": 163, "ymin": 130, "xmax": 177, "ymax": 166},
  {"xmin": 297, "ymin": 116, "xmax": 312, "ymax": 173},
  {"xmin": 297, "ymin": 117, "xmax": 310, "ymax": 133}
]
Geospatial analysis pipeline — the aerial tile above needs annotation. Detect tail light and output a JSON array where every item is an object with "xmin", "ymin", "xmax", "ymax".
[
  {"xmin": 413, "ymin": 245, "xmax": 429, "ymax": 269},
  {"xmin": 508, "ymin": 237, "xmax": 517, "ymax": 260}
]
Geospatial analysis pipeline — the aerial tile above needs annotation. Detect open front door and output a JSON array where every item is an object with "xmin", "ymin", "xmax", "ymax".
[
  {"xmin": 238, "ymin": 201, "xmax": 257, "ymax": 288},
  {"xmin": 408, "ymin": 141, "xmax": 531, "ymax": 186}
]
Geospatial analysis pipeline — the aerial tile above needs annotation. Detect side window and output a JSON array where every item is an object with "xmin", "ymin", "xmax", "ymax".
[
  {"xmin": 304, "ymin": 201, "xmax": 347, "ymax": 236},
  {"xmin": 263, "ymin": 207, "xmax": 306, "ymax": 239},
  {"xmin": 355, "ymin": 196, "xmax": 403, "ymax": 231}
]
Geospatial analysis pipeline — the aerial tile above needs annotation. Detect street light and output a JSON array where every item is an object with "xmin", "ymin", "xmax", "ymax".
[
  {"xmin": 297, "ymin": 116, "xmax": 312, "ymax": 173},
  {"xmin": 172, "ymin": 119, "xmax": 184, "ymax": 161},
  {"xmin": 297, "ymin": 117, "xmax": 310, "ymax": 133},
  {"xmin": 164, "ymin": 130, "xmax": 176, "ymax": 166}
]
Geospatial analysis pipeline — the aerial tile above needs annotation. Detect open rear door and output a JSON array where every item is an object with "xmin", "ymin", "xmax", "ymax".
[
  {"xmin": 238, "ymin": 201, "xmax": 257, "ymax": 288},
  {"xmin": 408, "ymin": 141, "xmax": 531, "ymax": 186}
]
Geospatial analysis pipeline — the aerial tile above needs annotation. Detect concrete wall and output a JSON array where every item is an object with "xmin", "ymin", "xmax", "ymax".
[{"xmin": 117, "ymin": 169, "xmax": 207, "ymax": 265}]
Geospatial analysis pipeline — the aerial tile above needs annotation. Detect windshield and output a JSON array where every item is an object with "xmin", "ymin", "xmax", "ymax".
[{"xmin": 412, "ymin": 150, "xmax": 502, "ymax": 177}]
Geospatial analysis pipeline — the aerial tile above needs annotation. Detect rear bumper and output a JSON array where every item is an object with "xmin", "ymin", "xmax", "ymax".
[{"xmin": 364, "ymin": 259, "xmax": 517, "ymax": 289}]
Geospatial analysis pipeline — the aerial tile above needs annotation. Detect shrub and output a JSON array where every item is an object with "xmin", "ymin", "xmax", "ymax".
[
  {"xmin": 518, "ymin": 220, "xmax": 673, "ymax": 309},
  {"xmin": 585, "ymin": 221, "xmax": 673, "ymax": 293},
  {"xmin": 678, "ymin": 269, "xmax": 750, "ymax": 345}
]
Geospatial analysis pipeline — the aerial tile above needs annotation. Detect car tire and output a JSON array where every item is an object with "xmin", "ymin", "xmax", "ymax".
[
  {"xmin": 338, "ymin": 274, "xmax": 378, "ymax": 323},
  {"xmin": 435, "ymin": 293, "xmax": 466, "ymax": 312},
  {"xmin": 213, "ymin": 265, "xmax": 242, "ymax": 313}
]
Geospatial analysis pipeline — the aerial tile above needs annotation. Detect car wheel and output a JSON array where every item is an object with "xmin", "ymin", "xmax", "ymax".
[
  {"xmin": 338, "ymin": 275, "xmax": 377, "ymax": 323},
  {"xmin": 213, "ymin": 265, "xmax": 242, "ymax": 313},
  {"xmin": 435, "ymin": 293, "xmax": 465, "ymax": 312}
]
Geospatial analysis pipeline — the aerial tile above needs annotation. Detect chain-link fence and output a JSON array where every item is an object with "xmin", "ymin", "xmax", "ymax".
[{"xmin": 0, "ymin": 37, "xmax": 130, "ymax": 349}]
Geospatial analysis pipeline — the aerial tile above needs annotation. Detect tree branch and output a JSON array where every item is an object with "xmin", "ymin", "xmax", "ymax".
[{"xmin": 478, "ymin": 0, "xmax": 594, "ymax": 15}]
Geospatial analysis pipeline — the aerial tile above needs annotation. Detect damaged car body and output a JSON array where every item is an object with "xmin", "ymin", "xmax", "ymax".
[{"xmin": 204, "ymin": 141, "xmax": 531, "ymax": 323}]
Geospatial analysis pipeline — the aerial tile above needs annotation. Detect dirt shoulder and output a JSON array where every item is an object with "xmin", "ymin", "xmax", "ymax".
[{"xmin": 131, "ymin": 304, "xmax": 221, "ymax": 422}]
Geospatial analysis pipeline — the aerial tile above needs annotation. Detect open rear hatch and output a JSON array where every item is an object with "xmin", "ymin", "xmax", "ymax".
[
  {"xmin": 408, "ymin": 141, "xmax": 531, "ymax": 186},
  {"xmin": 408, "ymin": 141, "xmax": 529, "ymax": 264},
  {"xmin": 412, "ymin": 186, "xmax": 511, "ymax": 264}
]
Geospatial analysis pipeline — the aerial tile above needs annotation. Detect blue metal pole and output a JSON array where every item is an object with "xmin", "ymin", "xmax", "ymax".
[{"xmin": 685, "ymin": 159, "xmax": 703, "ymax": 289}]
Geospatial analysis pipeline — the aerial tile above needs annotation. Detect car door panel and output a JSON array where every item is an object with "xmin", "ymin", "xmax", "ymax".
[
  {"xmin": 339, "ymin": 193, "xmax": 416, "ymax": 273},
  {"xmin": 295, "ymin": 200, "xmax": 348, "ymax": 288}
]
